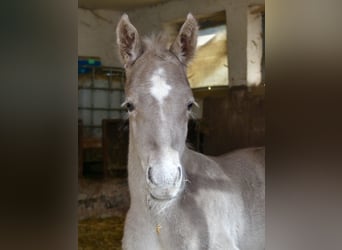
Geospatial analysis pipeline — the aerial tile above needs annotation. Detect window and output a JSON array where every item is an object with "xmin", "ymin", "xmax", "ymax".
[{"xmin": 185, "ymin": 11, "xmax": 228, "ymax": 89}]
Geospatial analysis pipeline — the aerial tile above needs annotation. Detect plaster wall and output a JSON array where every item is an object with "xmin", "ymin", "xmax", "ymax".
[
  {"xmin": 78, "ymin": 8, "xmax": 122, "ymax": 67},
  {"xmin": 78, "ymin": 0, "xmax": 264, "ymax": 82},
  {"xmin": 126, "ymin": 0, "xmax": 265, "ymax": 86},
  {"xmin": 247, "ymin": 5, "xmax": 263, "ymax": 86}
]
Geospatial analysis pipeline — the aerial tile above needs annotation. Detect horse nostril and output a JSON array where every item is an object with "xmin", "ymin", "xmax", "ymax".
[
  {"xmin": 177, "ymin": 166, "xmax": 182, "ymax": 182},
  {"xmin": 148, "ymin": 167, "xmax": 155, "ymax": 185}
]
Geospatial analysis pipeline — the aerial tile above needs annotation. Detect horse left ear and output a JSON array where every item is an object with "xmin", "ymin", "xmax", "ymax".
[
  {"xmin": 116, "ymin": 14, "xmax": 142, "ymax": 68},
  {"xmin": 170, "ymin": 13, "xmax": 198, "ymax": 65}
]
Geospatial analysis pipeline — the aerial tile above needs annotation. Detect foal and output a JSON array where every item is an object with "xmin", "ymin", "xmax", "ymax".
[{"xmin": 116, "ymin": 13, "xmax": 265, "ymax": 250}]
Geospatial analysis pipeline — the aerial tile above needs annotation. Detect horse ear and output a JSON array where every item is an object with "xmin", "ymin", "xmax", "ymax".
[
  {"xmin": 170, "ymin": 13, "xmax": 198, "ymax": 65},
  {"xmin": 116, "ymin": 14, "xmax": 142, "ymax": 67}
]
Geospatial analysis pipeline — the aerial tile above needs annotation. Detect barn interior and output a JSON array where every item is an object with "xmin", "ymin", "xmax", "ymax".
[{"xmin": 78, "ymin": 0, "xmax": 264, "ymax": 249}]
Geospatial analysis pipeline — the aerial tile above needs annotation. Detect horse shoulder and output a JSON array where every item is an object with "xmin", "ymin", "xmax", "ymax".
[
  {"xmin": 183, "ymin": 147, "xmax": 265, "ymax": 250},
  {"xmin": 215, "ymin": 148, "xmax": 265, "ymax": 250},
  {"xmin": 182, "ymin": 149, "xmax": 247, "ymax": 248}
]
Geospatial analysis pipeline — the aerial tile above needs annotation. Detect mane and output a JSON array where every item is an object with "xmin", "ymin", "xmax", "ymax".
[{"xmin": 142, "ymin": 33, "xmax": 175, "ymax": 61}]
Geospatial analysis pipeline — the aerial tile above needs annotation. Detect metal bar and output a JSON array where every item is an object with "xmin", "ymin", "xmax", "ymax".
[
  {"xmin": 120, "ymin": 71, "xmax": 125, "ymax": 119},
  {"xmin": 192, "ymin": 86, "xmax": 229, "ymax": 92},
  {"xmin": 78, "ymin": 65, "xmax": 126, "ymax": 137},
  {"xmin": 90, "ymin": 67, "xmax": 95, "ymax": 136},
  {"xmin": 101, "ymin": 66, "xmax": 125, "ymax": 72},
  {"xmin": 82, "ymin": 125, "xmax": 102, "ymax": 128},
  {"xmin": 107, "ymin": 72, "xmax": 112, "ymax": 118},
  {"xmin": 78, "ymin": 107, "xmax": 125, "ymax": 111},
  {"xmin": 78, "ymin": 86, "xmax": 123, "ymax": 91}
]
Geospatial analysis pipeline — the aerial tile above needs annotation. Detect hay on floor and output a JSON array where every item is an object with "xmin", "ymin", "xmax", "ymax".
[{"xmin": 78, "ymin": 216, "xmax": 125, "ymax": 250}]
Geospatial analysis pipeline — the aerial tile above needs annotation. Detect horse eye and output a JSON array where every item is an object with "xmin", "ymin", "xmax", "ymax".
[
  {"xmin": 125, "ymin": 102, "xmax": 135, "ymax": 112},
  {"xmin": 187, "ymin": 102, "xmax": 194, "ymax": 111}
]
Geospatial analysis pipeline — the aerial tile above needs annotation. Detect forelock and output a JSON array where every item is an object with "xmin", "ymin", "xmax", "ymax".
[{"xmin": 142, "ymin": 33, "xmax": 177, "ymax": 62}]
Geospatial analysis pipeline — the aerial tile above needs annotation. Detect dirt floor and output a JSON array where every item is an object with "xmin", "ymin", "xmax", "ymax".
[
  {"xmin": 78, "ymin": 177, "xmax": 129, "ymax": 249},
  {"xmin": 78, "ymin": 216, "xmax": 125, "ymax": 250},
  {"xmin": 78, "ymin": 177, "xmax": 130, "ymax": 219}
]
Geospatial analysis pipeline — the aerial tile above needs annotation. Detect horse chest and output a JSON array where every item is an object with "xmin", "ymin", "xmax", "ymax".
[{"xmin": 154, "ymin": 223, "xmax": 205, "ymax": 250}]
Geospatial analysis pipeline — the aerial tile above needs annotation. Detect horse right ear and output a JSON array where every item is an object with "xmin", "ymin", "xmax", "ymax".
[
  {"xmin": 116, "ymin": 14, "xmax": 142, "ymax": 68},
  {"xmin": 170, "ymin": 13, "xmax": 198, "ymax": 65}
]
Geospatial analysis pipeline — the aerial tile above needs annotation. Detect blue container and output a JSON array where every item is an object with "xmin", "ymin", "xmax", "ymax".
[{"xmin": 78, "ymin": 56, "xmax": 102, "ymax": 74}]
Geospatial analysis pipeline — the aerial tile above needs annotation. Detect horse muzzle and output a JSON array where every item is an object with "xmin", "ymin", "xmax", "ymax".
[{"xmin": 146, "ymin": 165, "xmax": 183, "ymax": 200}]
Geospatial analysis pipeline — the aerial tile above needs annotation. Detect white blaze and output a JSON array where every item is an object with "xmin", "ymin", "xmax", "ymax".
[{"xmin": 150, "ymin": 68, "xmax": 171, "ymax": 104}]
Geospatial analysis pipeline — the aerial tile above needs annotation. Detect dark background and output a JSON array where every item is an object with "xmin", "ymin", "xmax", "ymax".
[{"xmin": 0, "ymin": 0, "xmax": 342, "ymax": 249}]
